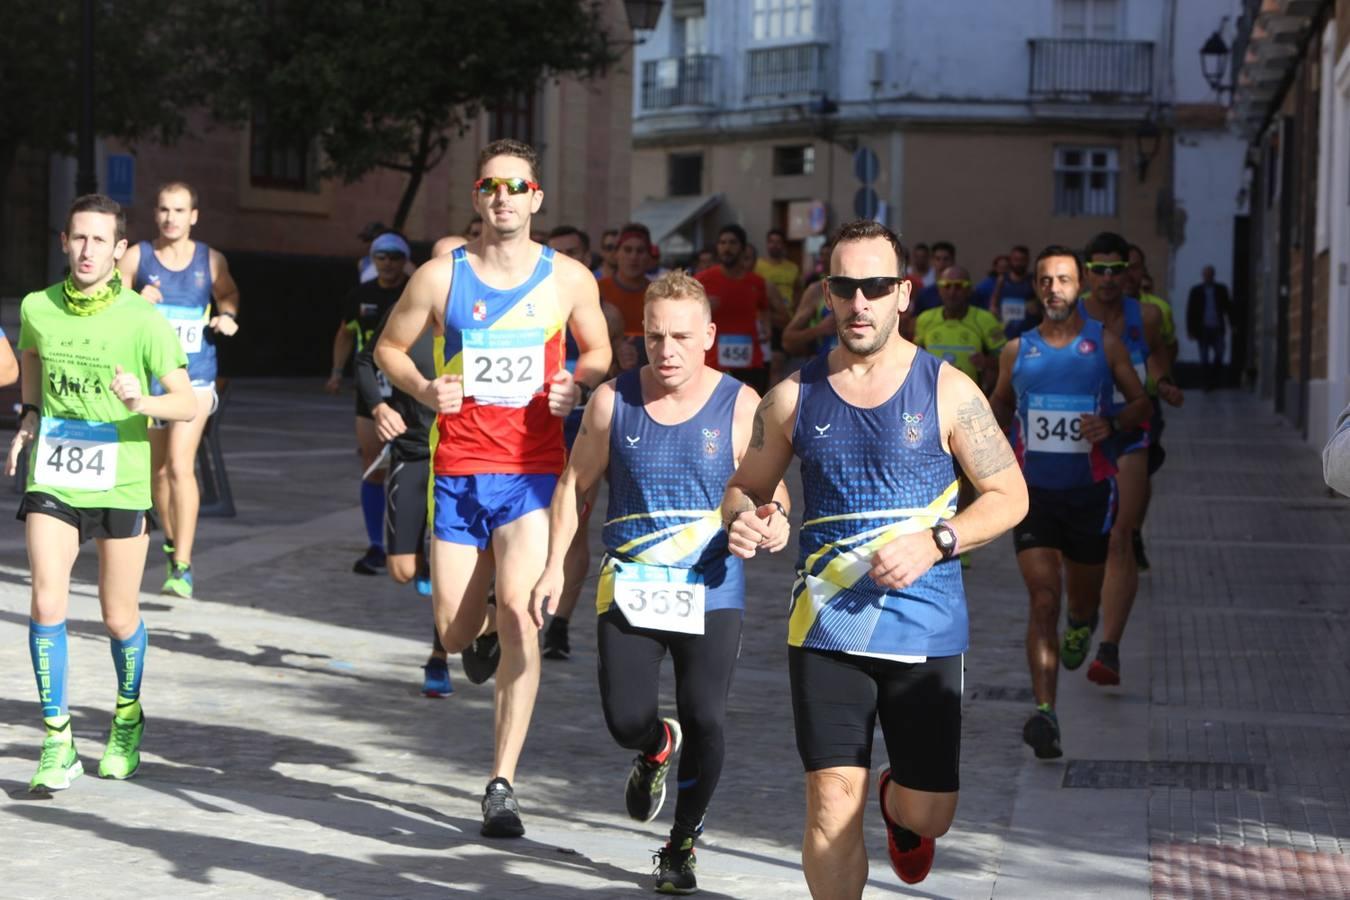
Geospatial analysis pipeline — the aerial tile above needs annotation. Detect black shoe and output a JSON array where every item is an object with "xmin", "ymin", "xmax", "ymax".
[
  {"xmin": 626, "ymin": 718, "xmax": 682, "ymax": 822},
  {"xmin": 461, "ymin": 632, "xmax": 501, "ymax": 685},
  {"xmin": 543, "ymin": 617, "xmax": 571, "ymax": 660},
  {"xmin": 653, "ymin": 837, "xmax": 697, "ymax": 895},
  {"xmin": 1022, "ymin": 707, "xmax": 1063, "ymax": 760},
  {"xmin": 352, "ymin": 545, "xmax": 387, "ymax": 575},
  {"xmin": 1132, "ymin": 530, "xmax": 1150, "ymax": 573},
  {"xmin": 480, "ymin": 776, "xmax": 525, "ymax": 838}
]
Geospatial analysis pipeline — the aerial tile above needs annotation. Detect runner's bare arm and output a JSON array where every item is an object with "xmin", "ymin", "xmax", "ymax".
[
  {"xmin": 531, "ymin": 382, "xmax": 616, "ymax": 625},
  {"xmin": 0, "ymin": 335, "xmax": 18, "ymax": 387},
  {"xmin": 723, "ymin": 377, "xmax": 798, "ymax": 558},
  {"xmin": 7, "ymin": 350, "xmax": 43, "ymax": 476},
  {"xmin": 560, "ymin": 258, "xmax": 612, "ymax": 392},
  {"xmin": 120, "ymin": 366, "xmax": 196, "ymax": 422},
  {"xmin": 374, "ymin": 261, "xmax": 450, "ymax": 410},
  {"xmin": 1105, "ymin": 331, "xmax": 1150, "ymax": 431},
  {"xmin": 782, "ymin": 283, "xmax": 829, "ymax": 356},
  {"xmin": 941, "ymin": 367, "xmax": 1028, "ymax": 552},
  {"xmin": 431, "ymin": 235, "xmax": 466, "ymax": 258},
  {"xmin": 1142, "ymin": 303, "xmax": 1183, "ymax": 407},
  {"xmin": 209, "ymin": 250, "xmax": 240, "ymax": 335},
  {"xmin": 730, "ymin": 383, "xmax": 791, "ymax": 552},
  {"xmin": 988, "ymin": 339, "xmax": 1020, "ymax": 431}
]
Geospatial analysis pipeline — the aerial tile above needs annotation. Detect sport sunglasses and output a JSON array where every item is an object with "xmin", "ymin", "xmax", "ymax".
[
  {"xmin": 474, "ymin": 176, "xmax": 540, "ymax": 195},
  {"xmin": 1085, "ymin": 261, "xmax": 1128, "ymax": 276},
  {"xmin": 826, "ymin": 276, "xmax": 901, "ymax": 300},
  {"xmin": 937, "ymin": 279, "xmax": 971, "ymax": 289}
]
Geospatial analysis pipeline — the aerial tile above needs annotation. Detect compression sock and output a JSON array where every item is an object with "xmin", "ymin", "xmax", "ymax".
[
  {"xmin": 29, "ymin": 620, "xmax": 70, "ymax": 722},
  {"xmin": 360, "ymin": 480, "xmax": 385, "ymax": 550},
  {"xmin": 110, "ymin": 620, "xmax": 147, "ymax": 718}
]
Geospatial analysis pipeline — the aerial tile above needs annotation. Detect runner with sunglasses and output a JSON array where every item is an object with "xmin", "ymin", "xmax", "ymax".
[
  {"xmin": 722, "ymin": 220, "xmax": 1027, "ymax": 894},
  {"xmin": 117, "ymin": 181, "xmax": 240, "ymax": 598},
  {"xmin": 1076, "ymin": 232, "xmax": 1182, "ymax": 686},
  {"xmin": 914, "ymin": 266, "xmax": 1005, "ymax": 395},
  {"xmin": 328, "ymin": 230, "xmax": 414, "ymax": 576},
  {"xmin": 989, "ymin": 245, "xmax": 1151, "ymax": 759},
  {"xmin": 375, "ymin": 139, "xmax": 611, "ymax": 838}
]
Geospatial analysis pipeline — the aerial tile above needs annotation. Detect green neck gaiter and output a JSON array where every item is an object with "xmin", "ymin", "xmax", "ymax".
[{"xmin": 63, "ymin": 270, "xmax": 122, "ymax": 317}]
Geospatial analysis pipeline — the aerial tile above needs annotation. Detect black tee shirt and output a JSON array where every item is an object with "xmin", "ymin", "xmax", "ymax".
[
  {"xmin": 340, "ymin": 279, "xmax": 406, "ymax": 352},
  {"xmin": 355, "ymin": 307, "xmax": 436, "ymax": 461}
]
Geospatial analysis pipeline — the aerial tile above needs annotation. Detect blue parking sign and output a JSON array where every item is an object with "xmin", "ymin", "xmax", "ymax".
[{"xmin": 106, "ymin": 154, "xmax": 135, "ymax": 206}]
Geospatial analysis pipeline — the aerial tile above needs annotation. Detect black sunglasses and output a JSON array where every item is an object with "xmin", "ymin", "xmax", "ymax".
[{"xmin": 826, "ymin": 276, "xmax": 901, "ymax": 300}]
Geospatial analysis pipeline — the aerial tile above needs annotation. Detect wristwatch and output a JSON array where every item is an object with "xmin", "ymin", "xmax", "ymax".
[
  {"xmin": 576, "ymin": 381, "xmax": 595, "ymax": 406},
  {"xmin": 931, "ymin": 522, "xmax": 959, "ymax": 561}
]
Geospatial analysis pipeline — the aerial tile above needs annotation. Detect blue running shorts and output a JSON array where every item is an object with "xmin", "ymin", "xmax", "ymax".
[{"xmin": 433, "ymin": 473, "xmax": 556, "ymax": 549}]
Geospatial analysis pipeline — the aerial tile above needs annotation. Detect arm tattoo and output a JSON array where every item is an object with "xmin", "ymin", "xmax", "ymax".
[
  {"xmin": 749, "ymin": 396, "xmax": 770, "ymax": 450},
  {"xmin": 955, "ymin": 396, "xmax": 1016, "ymax": 479}
]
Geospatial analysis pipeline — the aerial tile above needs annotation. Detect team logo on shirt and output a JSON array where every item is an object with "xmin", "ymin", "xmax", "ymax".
[
  {"xmin": 813, "ymin": 424, "xmax": 832, "ymax": 438},
  {"xmin": 194, "ymin": 268, "xmax": 207, "ymax": 289},
  {"xmin": 1078, "ymin": 339, "xmax": 1097, "ymax": 354},
  {"xmin": 902, "ymin": 412, "xmax": 924, "ymax": 447},
  {"xmin": 473, "ymin": 299, "xmax": 487, "ymax": 322},
  {"xmin": 1025, "ymin": 344, "xmax": 1042, "ymax": 358},
  {"xmin": 525, "ymin": 302, "xmax": 536, "ymax": 318},
  {"xmin": 625, "ymin": 435, "xmax": 641, "ymax": 448},
  {"xmin": 701, "ymin": 427, "xmax": 720, "ymax": 456}
]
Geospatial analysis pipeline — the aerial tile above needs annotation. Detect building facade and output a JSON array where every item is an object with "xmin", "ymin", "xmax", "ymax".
[
  {"xmin": 630, "ymin": 0, "xmax": 1246, "ymax": 363},
  {"xmin": 1231, "ymin": 0, "xmax": 1342, "ymax": 447}
]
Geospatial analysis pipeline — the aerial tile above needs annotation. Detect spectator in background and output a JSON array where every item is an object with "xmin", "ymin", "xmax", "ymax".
[
  {"xmin": 986, "ymin": 255, "xmax": 1010, "ymax": 279},
  {"xmin": 696, "ymin": 224, "xmax": 772, "ymax": 394},
  {"xmin": 908, "ymin": 241, "xmax": 934, "ymax": 287},
  {"xmin": 357, "ymin": 221, "xmax": 389, "ymax": 283},
  {"xmin": 1186, "ymin": 264, "xmax": 1232, "ymax": 391},
  {"xmin": 914, "ymin": 241, "xmax": 957, "ymax": 313},
  {"xmin": 594, "ymin": 228, "xmax": 619, "ymax": 279},
  {"xmin": 755, "ymin": 228, "xmax": 801, "ymax": 385},
  {"xmin": 695, "ymin": 246, "xmax": 716, "ymax": 273},
  {"xmin": 599, "ymin": 223, "xmax": 655, "ymax": 369},
  {"xmin": 804, "ymin": 238, "xmax": 833, "ymax": 287},
  {"xmin": 546, "ymin": 225, "xmax": 589, "ymax": 264}
]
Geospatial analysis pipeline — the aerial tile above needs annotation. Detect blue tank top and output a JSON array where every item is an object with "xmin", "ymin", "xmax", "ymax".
[
  {"xmin": 134, "ymin": 241, "xmax": 216, "ymax": 386},
  {"xmin": 1082, "ymin": 297, "xmax": 1148, "ymax": 413},
  {"xmin": 599, "ymin": 370, "xmax": 745, "ymax": 614},
  {"xmin": 791, "ymin": 350, "xmax": 966, "ymax": 657},
  {"xmin": 1011, "ymin": 317, "xmax": 1117, "ymax": 490}
]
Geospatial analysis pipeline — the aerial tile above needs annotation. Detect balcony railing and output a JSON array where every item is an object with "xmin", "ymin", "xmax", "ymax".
[
  {"xmin": 746, "ymin": 42, "xmax": 827, "ymax": 97},
  {"xmin": 1029, "ymin": 39, "xmax": 1154, "ymax": 99},
  {"xmin": 641, "ymin": 55, "xmax": 719, "ymax": 110}
]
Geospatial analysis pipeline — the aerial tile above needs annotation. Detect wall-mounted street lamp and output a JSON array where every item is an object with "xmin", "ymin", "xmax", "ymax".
[
  {"xmin": 1200, "ymin": 17, "xmax": 1235, "ymax": 101},
  {"xmin": 623, "ymin": 0, "xmax": 664, "ymax": 35},
  {"xmin": 1135, "ymin": 117, "xmax": 1161, "ymax": 182}
]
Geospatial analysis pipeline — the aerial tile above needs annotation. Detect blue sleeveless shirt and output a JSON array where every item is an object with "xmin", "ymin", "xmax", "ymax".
[
  {"xmin": 1011, "ymin": 317, "xmax": 1117, "ymax": 490},
  {"xmin": 598, "ymin": 370, "xmax": 745, "ymax": 614},
  {"xmin": 134, "ymin": 241, "xmax": 216, "ymax": 387},
  {"xmin": 790, "ymin": 350, "xmax": 966, "ymax": 657},
  {"xmin": 1081, "ymin": 297, "xmax": 1148, "ymax": 414}
]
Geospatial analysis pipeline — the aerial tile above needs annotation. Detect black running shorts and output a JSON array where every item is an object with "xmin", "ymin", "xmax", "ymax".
[
  {"xmin": 1013, "ymin": 478, "xmax": 1116, "ymax": 565},
  {"xmin": 384, "ymin": 450, "xmax": 430, "ymax": 556},
  {"xmin": 17, "ymin": 492, "xmax": 146, "ymax": 543},
  {"xmin": 788, "ymin": 647, "xmax": 963, "ymax": 793}
]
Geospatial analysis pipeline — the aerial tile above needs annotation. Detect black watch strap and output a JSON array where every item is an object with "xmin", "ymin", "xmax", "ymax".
[
  {"xmin": 19, "ymin": 403, "xmax": 40, "ymax": 423},
  {"xmin": 931, "ymin": 522, "xmax": 958, "ymax": 561},
  {"xmin": 576, "ymin": 381, "xmax": 595, "ymax": 405}
]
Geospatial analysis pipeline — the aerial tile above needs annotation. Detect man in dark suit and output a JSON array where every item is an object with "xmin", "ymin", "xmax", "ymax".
[{"xmin": 1187, "ymin": 265, "xmax": 1232, "ymax": 390}]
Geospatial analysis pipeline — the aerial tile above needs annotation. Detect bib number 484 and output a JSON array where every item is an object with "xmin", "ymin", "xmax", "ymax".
[{"xmin": 33, "ymin": 418, "xmax": 119, "ymax": 491}]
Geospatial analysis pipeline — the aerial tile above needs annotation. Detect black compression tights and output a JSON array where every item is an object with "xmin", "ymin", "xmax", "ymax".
[{"xmin": 597, "ymin": 607, "xmax": 743, "ymax": 842}]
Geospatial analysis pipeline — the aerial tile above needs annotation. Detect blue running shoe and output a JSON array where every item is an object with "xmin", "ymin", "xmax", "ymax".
[
  {"xmin": 415, "ymin": 574, "xmax": 432, "ymax": 597},
  {"xmin": 422, "ymin": 658, "xmax": 453, "ymax": 698}
]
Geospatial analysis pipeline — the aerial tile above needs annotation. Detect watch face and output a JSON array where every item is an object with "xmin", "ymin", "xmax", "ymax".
[{"xmin": 935, "ymin": 527, "xmax": 955, "ymax": 549}]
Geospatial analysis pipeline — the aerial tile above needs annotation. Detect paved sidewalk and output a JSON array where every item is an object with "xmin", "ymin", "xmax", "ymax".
[{"xmin": 0, "ymin": 381, "xmax": 1346, "ymax": 898}]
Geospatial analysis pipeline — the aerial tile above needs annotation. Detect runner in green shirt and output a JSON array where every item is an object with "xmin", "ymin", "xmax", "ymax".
[{"xmin": 5, "ymin": 194, "xmax": 195, "ymax": 793}]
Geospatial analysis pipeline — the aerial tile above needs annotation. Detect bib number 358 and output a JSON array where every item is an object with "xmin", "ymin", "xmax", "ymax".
[
  {"xmin": 610, "ymin": 562, "xmax": 706, "ymax": 635},
  {"xmin": 33, "ymin": 418, "xmax": 118, "ymax": 491}
]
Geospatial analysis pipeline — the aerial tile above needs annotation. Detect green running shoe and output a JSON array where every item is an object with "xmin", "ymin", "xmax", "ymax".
[
  {"xmin": 29, "ymin": 730, "xmax": 83, "ymax": 793},
  {"xmin": 1060, "ymin": 620, "xmax": 1095, "ymax": 671},
  {"xmin": 162, "ymin": 541, "xmax": 175, "ymax": 580},
  {"xmin": 98, "ymin": 710, "xmax": 144, "ymax": 780},
  {"xmin": 653, "ymin": 836, "xmax": 697, "ymax": 895},
  {"xmin": 162, "ymin": 562, "xmax": 194, "ymax": 599}
]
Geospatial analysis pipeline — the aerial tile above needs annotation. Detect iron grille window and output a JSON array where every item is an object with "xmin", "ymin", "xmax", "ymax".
[
  {"xmin": 773, "ymin": 145, "xmax": 815, "ymax": 176},
  {"xmin": 249, "ymin": 104, "xmax": 316, "ymax": 191},
  {"xmin": 1054, "ymin": 147, "xmax": 1118, "ymax": 216},
  {"xmin": 488, "ymin": 91, "xmax": 537, "ymax": 146}
]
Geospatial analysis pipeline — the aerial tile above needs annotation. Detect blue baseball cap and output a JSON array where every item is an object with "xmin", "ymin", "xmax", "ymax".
[{"xmin": 371, "ymin": 233, "xmax": 411, "ymax": 257}]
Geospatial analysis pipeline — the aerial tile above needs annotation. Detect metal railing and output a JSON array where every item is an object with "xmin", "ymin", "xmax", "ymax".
[
  {"xmin": 745, "ymin": 43, "xmax": 828, "ymax": 97},
  {"xmin": 1028, "ymin": 39, "xmax": 1154, "ymax": 99},
  {"xmin": 641, "ymin": 55, "xmax": 719, "ymax": 110}
]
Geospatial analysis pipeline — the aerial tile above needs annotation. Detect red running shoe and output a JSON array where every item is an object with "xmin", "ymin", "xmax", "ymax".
[{"xmin": 878, "ymin": 768, "xmax": 936, "ymax": 884}]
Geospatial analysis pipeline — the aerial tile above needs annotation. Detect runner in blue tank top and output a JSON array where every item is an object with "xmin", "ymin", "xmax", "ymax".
[
  {"xmin": 530, "ymin": 270, "xmax": 787, "ymax": 894},
  {"xmin": 721, "ymin": 220, "xmax": 1028, "ymax": 893},
  {"xmin": 117, "ymin": 181, "xmax": 240, "ymax": 600},
  {"xmin": 991, "ymin": 245, "xmax": 1151, "ymax": 761},
  {"xmin": 1076, "ymin": 232, "xmax": 1183, "ymax": 687}
]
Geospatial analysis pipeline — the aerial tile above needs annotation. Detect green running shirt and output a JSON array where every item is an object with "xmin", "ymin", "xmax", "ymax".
[{"xmin": 18, "ymin": 284, "xmax": 187, "ymax": 510}]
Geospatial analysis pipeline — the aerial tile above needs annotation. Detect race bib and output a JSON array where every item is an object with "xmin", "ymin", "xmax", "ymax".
[
  {"xmin": 462, "ymin": 328, "xmax": 546, "ymax": 405},
  {"xmin": 162, "ymin": 305, "xmax": 206, "ymax": 354},
  {"xmin": 717, "ymin": 334, "xmax": 754, "ymax": 369},
  {"xmin": 33, "ymin": 418, "xmax": 118, "ymax": 491},
  {"xmin": 1027, "ymin": 393, "xmax": 1093, "ymax": 454},
  {"xmin": 1000, "ymin": 298, "xmax": 1026, "ymax": 325},
  {"xmin": 1112, "ymin": 355, "xmax": 1148, "ymax": 405},
  {"xmin": 608, "ymin": 561, "xmax": 705, "ymax": 635}
]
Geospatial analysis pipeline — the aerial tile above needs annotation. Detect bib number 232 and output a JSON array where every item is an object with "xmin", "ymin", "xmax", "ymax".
[
  {"xmin": 463, "ymin": 328, "xmax": 545, "ymax": 404},
  {"xmin": 610, "ymin": 562, "xmax": 705, "ymax": 635},
  {"xmin": 33, "ymin": 418, "xmax": 118, "ymax": 491}
]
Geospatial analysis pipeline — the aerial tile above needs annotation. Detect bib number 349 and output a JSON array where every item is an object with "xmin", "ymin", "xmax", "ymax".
[
  {"xmin": 33, "ymin": 418, "xmax": 118, "ymax": 491},
  {"xmin": 610, "ymin": 561, "xmax": 706, "ymax": 635},
  {"xmin": 1027, "ymin": 394, "xmax": 1093, "ymax": 454}
]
